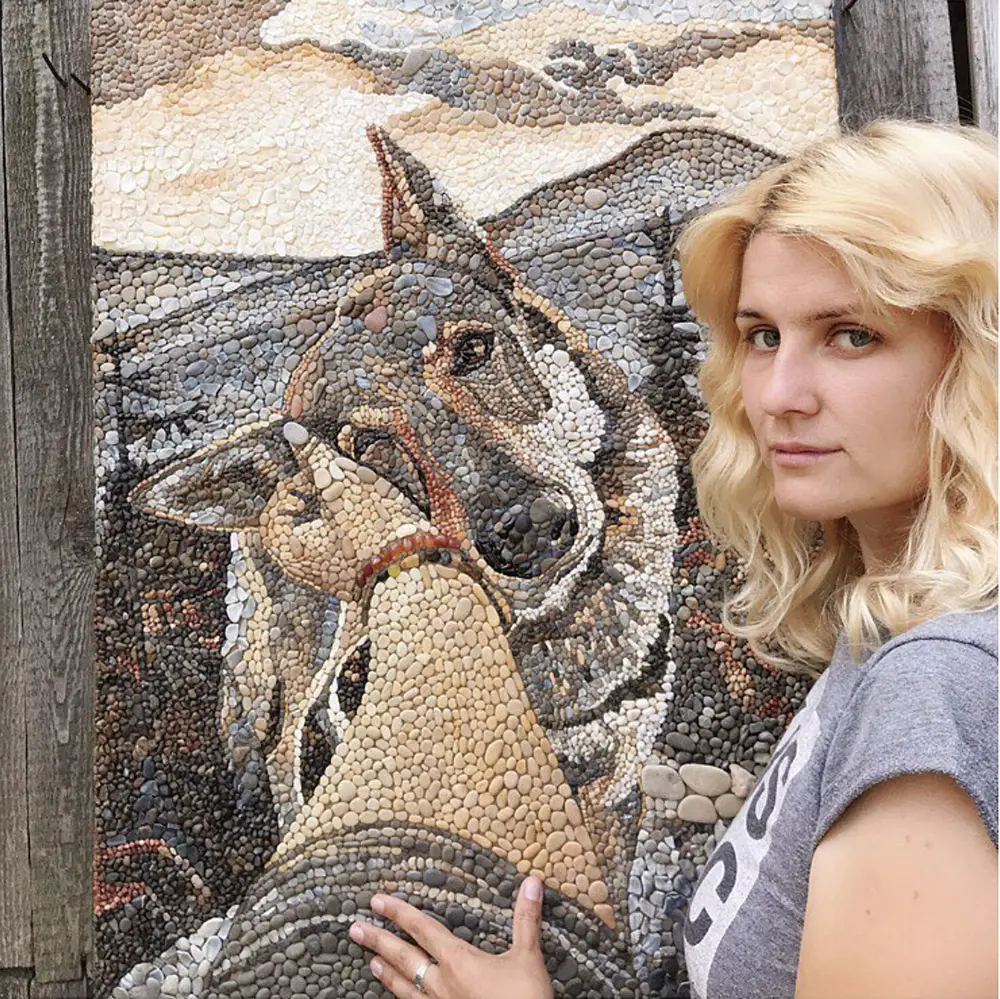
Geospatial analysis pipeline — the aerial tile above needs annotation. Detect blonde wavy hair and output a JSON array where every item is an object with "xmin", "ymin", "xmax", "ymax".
[{"xmin": 676, "ymin": 120, "xmax": 998, "ymax": 673}]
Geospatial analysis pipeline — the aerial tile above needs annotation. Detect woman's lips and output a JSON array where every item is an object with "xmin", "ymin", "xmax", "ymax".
[{"xmin": 771, "ymin": 447, "xmax": 841, "ymax": 469}]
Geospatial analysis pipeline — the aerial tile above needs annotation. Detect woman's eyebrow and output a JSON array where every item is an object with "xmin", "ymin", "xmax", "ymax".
[
  {"xmin": 734, "ymin": 305, "xmax": 862, "ymax": 321},
  {"xmin": 806, "ymin": 305, "xmax": 862, "ymax": 321}
]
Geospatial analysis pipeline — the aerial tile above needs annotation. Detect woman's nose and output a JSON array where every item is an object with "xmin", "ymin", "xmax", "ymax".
[{"xmin": 756, "ymin": 346, "xmax": 821, "ymax": 418}]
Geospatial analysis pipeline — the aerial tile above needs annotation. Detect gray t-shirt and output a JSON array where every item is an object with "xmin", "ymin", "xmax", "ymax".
[{"xmin": 683, "ymin": 608, "xmax": 998, "ymax": 999}]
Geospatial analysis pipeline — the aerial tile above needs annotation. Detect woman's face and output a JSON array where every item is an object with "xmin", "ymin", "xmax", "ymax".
[{"xmin": 737, "ymin": 232, "xmax": 952, "ymax": 560}]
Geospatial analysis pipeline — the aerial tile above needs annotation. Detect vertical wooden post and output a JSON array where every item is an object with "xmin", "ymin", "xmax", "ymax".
[
  {"xmin": 0, "ymin": 0, "xmax": 93, "ymax": 995},
  {"xmin": 834, "ymin": 0, "xmax": 960, "ymax": 128},
  {"xmin": 0, "ymin": 19, "xmax": 33, "ymax": 987},
  {"xmin": 968, "ymin": 0, "xmax": 998, "ymax": 134}
]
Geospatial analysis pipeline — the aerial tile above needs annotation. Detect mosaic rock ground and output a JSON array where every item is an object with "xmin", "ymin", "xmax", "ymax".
[{"xmin": 92, "ymin": 3, "xmax": 833, "ymax": 996}]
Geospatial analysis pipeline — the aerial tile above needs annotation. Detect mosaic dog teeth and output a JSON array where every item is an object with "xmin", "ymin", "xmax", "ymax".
[{"xmin": 93, "ymin": 4, "xmax": 830, "ymax": 994}]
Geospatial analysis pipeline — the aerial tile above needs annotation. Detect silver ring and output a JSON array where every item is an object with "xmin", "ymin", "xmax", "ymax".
[{"xmin": 413, "ymin": 957, "xmax": 436, "ymax": 993}]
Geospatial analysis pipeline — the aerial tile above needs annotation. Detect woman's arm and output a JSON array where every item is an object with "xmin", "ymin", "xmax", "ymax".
[{"xmin": 795, "ymin": 772, "xmax": 998, "ymax": 999}]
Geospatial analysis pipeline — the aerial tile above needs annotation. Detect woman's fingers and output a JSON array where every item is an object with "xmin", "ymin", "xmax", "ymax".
[
  {"xmin": 370, "ymin": 893, "xmax": 460, "ymax": 960},
  {"xmin": 350, "ymin": 921, "xmax": 429, "ymax": 981},
  {"xmin": 511, "ymin": 876, "xmax": 545, "ymax": 955},
  {"xmin": 350, "ymin": 921, "xmax": 443, "ymax": 998},
  {"xmin": 368, "ymin": 955, "xmax": 425, "ymax": 999}
]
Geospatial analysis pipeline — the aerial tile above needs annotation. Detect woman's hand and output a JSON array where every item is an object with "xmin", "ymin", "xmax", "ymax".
[{"xmin": 349, "ymin": 875, "xmax": 555, "ymax": 999}]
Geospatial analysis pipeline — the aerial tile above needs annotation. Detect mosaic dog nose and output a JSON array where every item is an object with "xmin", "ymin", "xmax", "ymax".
[{"xmin": 479, "ymin": 496, "xmax": 579, "ymax": 577}]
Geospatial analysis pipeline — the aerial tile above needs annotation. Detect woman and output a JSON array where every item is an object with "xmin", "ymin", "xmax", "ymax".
[{"xmin": 347, "ymin": 120, "xmax": 999, "ymax": 999}]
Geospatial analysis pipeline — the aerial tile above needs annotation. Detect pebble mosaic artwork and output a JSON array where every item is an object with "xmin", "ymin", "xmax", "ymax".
[{"xmin": 92, "ymin": 2, "xmax": 835, "ymax": 996}]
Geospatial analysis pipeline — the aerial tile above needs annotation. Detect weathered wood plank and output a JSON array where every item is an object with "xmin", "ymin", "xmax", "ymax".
[
  {"xmin": 835, "ymin": 0, "xmax": 960, "ymax": 128},
  {"xmin": 1, "ymin": 0, "xmax": 94, "ymax": 985},
  {"xmin": 0, "ymin": 971, "xmax": 32, "ymax": 999},
  {"xmin": 0, "ymin": 973, "xmax": 92, "ymax": 999},
  {"xmin": 0, "ymin": 0, "xmax": 33, "ymax": 970},
  {"xmin": 968, "ymin": 0, "xmax": 998, "ymax": 134},
  {"xmin": 30, "ymin": 981, "xmax": 91, "ymax": 999}
]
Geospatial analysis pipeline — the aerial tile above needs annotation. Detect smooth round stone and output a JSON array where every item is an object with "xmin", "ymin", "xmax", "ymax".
[
  {"xmin": 424, "ymin": 276, "xmax": 453, "ymax": 296},
  {"xmin": 588, "ymin": 880, "xmax": 609, "ymax": 904},
  {"xmin": 677, "ymin": 794, "xmax": 718, "ymax": 824},
  {"xmin": 282, "ymin": 421, "xmax": 309, "ymax": 445},
  {"xmin": 640, "ymin": 764, "xmax": 685, "ymax": 801},
  {"xmin": 679, "ymin": 763, "xmax": 731, "ymax": 797},
  {"xmin": 364, "ymin": 306, "xmax": 388, "ymax": 333},
  {"xmin": 729, "ymin": 763, "xmax": 757, "ymax": 799},
  {"xmin": 665, "ymin": 731, "xmax": 696, "ymax": 752},
  {"xmin": 715, "ymin": 793, "xmax": 744, "ymax": 819},
  {"xmin": 583, "ymin": 188, "xmax": 608, "ymax": 209}
]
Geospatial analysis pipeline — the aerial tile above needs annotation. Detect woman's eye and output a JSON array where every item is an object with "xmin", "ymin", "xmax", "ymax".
[
  {"xmin": 746, "ymin": 328, "xmax": 780, "ymax": 350},
  {"xmin": 450, "ymin": 328, "xmax": 495, "ymax": 376},
  {"xmin": 832, "ymin": 328, "xmax": 878, "ymax": 350}
]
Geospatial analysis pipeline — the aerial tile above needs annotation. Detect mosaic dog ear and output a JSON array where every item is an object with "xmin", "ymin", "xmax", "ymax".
[
  {"xmin": 129, "ymin": 418, "xmax": 298, "ymax": 530},
  {"xmin": 367, "ymin": 123, "xmax": 484, "ymax": 260},
  {"xmin": 367, "ymin": 123, "xmax": 558, "ymax": 309}
]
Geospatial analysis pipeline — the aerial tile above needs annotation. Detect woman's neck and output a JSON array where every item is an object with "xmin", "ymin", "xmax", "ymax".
[{"xmin": 847, "ymin": 502, "xmax": 918, "ymax": 573}]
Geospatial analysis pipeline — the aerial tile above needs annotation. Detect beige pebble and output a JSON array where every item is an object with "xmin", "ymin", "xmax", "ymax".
[
  {"xmin": 729, "ymin": 763, "xmax": 757, "ymax": 799},
  {"xmin": 640, "ymin": 763, "xmax": 686, "ymax": 800},
  {"xmin": 715, "ymin": 793, "xmax": 744, "ymax": 819},
  {"xmin": 678, "ymin": 794, "xmax": 719, "ymax": 824},
  {"xmin": 588, "ymin": 881, "xmax": 609, "ymax": 904},
  {"xmin": 680, "ymin": 763, "xmax": 731, "ymax": 797},
  {"xmin": 321, "ymin": 480, "xmax": 345, "ymax": 503},
  {"xmin": 546, "ymin": 830, "xmax": 567, "ymax": 853},
  {"xmin": 564, "ymin": 798, "xmax": 583, "ymax": 825}
]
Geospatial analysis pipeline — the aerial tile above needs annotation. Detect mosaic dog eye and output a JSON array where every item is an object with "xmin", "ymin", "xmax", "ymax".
[
  {"xmin": 450, "ymin": 326, "xmax": 495, "ymax": 376},
  {"xmin": 351, "ymin": 426, "xmax": 391, "ymax": 462}
]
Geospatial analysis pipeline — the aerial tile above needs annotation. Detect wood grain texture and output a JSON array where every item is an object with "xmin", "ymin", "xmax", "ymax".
[
  {"xmin": 0, "ymin": 973, "xmax": 31, "ymax": 999},
  {"xmin": 0, "ymin": 973, "xmax": 90, "ymax": 999},
  {"xmin": 0, "ymin": 0, "xmax": 93, "ymax": 986},
  {"xmin": 968, "ymin": 0, "xmax": 998, "ymax": 133},
  {"xmin": 29, "ymin": 981, "xmax": 91, "ymax": 999},
  {"xmin": 0, "ymin": 0, "xmax": 32, "ymax": 969},
  {"xmin": 835, "ymin": 0, "xmax": 960, "ymax": 128}
]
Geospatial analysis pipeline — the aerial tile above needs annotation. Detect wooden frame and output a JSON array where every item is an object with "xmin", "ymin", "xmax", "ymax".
[
  {"xmin": 0, "ymin": 1, "xmax": 93, "ymax": 996},
  {"xmin": 0, "ymin": 0, "xmax": 993, "ymax": 994},
  {"xmin": 836, "ymin": 0, "xmax": 998, "ymax": 134}
]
